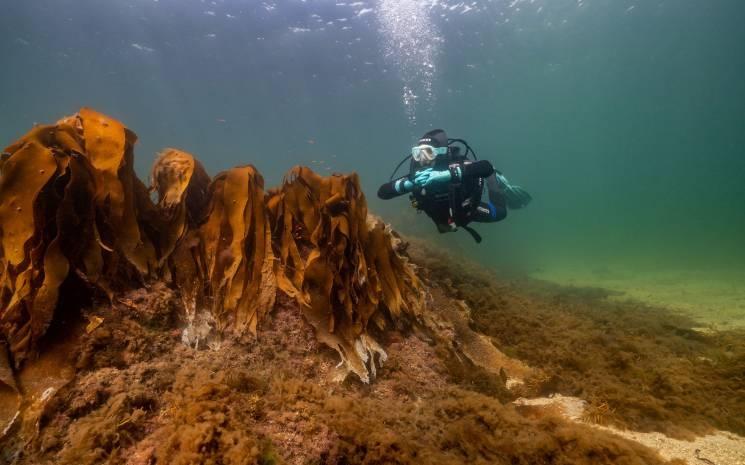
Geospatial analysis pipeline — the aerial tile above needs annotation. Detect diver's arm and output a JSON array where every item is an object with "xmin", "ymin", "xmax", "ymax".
[
  {"xmin": 414, "ymin": 160, "xmax": 497, "ymax": 188},
  {"xmin": 456, "ymin": 160, "xmax": 495, "ymax": 179},
  {"xmin": 377, "ymin": 176, "xmax": 414, "ymax": 200}
]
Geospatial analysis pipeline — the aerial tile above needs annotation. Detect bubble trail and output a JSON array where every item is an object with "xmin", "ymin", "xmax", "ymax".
[{"xmin": 377, "ymin": 0, "xmax": 442, "ymax": 125}]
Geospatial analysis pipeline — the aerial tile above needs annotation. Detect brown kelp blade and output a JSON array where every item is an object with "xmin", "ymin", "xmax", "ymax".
[
  {"xmin": 267, "ymin": 167, "xmax": 422, "ymax": 382},
  {"xmin": 149, "ymin": 148, "xmax": 211, "ymax": 264},
  {"xmin": 160, "ymin": 163, "xmax": 277, "ymax": 339},
  {"xmin": 0, "ymin": 109, "xmax": 157, "ymax": 368}
]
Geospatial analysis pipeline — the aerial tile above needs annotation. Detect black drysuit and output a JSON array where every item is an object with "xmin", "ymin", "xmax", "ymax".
[{"xmin": 377, "ymin": 158, "xmax": 507, "ymax": 232}]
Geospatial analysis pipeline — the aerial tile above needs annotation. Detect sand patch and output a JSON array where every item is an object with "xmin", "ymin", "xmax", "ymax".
[{"xmin": 515, "ymin": 394, "xmax": 745, "ymax": 465}]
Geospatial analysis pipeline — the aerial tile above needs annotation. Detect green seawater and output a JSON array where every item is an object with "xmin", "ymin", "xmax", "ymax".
[{"xmin": 1, "ymin": 0, "xmax": 743, "ymax": 326}]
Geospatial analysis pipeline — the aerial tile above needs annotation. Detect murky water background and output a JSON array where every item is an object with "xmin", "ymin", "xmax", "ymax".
[{"xmin": 1, "ymin": 0, "xmax": 743, "ymax": 325}]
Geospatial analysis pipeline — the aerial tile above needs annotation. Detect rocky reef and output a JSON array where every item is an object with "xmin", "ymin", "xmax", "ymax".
[{"xmin": 1, "ymin": 109, "xmax": 743, "ymax": 465}]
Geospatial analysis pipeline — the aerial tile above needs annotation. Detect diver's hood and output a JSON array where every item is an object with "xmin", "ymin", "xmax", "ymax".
[{"xmin": 417, "ymin": 129, "xmax": 448, "ymax": 148}]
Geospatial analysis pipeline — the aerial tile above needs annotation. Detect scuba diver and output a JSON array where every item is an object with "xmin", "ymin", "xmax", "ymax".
[{"xmin": 377, "ymin": 129, "xmax": 532, "ymax": 243}]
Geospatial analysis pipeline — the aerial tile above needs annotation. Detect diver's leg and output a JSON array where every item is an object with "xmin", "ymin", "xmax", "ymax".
[
  {"xmin": 472, "ymin": 201, "xmax": 507, "ymax": 223},
  {"xmin": 471, "ymin": 175, "xmax": 507, "ymax": 223}
]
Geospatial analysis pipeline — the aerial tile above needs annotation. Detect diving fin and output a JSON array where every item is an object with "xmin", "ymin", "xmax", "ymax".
[
  {"xmin": 494, "ymin": 173, "xmax": 532, "ymax": 209},
  {"xmin": 504, "ymin": 186, "xmax": 532, "ymax": 209}
]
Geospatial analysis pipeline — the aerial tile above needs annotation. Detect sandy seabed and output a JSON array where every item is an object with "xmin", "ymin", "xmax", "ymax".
[{"xmin": 532, "ymin": 266, "xmax": 745, "ymax": 330}]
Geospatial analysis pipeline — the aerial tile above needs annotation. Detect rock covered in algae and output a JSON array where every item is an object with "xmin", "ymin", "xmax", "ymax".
[{"xmin": 0, "ymin": 108, "xmax": 423, "ymax": 385}]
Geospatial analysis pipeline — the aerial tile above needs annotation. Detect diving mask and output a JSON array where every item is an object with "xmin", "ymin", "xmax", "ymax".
[{"xmin": 411, "ymin": 144, "xmax": 448, "ymax": 163}]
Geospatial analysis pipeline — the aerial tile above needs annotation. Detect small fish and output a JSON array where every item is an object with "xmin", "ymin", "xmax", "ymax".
[
  {"xmin": 307, "ymin": 139, "xmax": 316, "ymax": 144},
  {"xmin": 216, "ymin": 118, "xmax": 227, "ymax": 123},
  {"xmin": 131, "ymin": 43, "xmax": 155, "ymax": 53}
]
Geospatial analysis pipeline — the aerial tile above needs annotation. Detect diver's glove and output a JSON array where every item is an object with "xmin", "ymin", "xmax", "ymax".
[
  {"xmin": 495, "ymin": 173, "xmax": 533, "ymax": 209},
  {"xmin": 393, "ymin": 178, "xmax": 415, "ymax": 194},
  {"xmin": 414, "ymin": 167, "xmax": 457, "ymax": 188}
]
